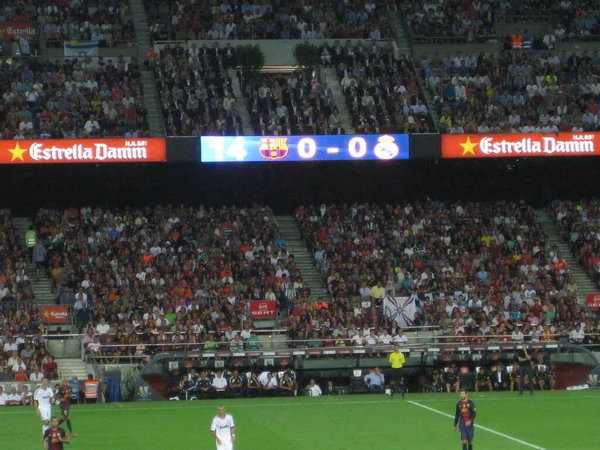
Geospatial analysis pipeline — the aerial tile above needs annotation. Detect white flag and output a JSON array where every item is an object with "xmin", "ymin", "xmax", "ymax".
[
  {"xmin": 64, "ymin": 41, "xmax": 99, "ymax": 60},
  {"xmin": 384, "ymin": 295, "xmax": 418, "ymax": 327}
]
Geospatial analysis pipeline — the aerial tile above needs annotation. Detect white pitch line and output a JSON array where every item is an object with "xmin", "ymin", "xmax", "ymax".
[
  {"xmin": 0, "ymin": 399, "xmax": 393, "ymax": 415},
  {"xmin": 0, "ymin": 394, "xmax": 597, "ymax": 417},
  {"xmin": 408, "ymin": 400, "xmax": 548, "ymax": 450}
]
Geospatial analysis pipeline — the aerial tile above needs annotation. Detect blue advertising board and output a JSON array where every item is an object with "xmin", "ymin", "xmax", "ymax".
[{"xmin": 199, "ymin": 134, "xmax": 410, "ymax": 162}]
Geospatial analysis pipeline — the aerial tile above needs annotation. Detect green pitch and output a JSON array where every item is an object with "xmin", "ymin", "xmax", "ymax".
[{"xmin": 1, "ymin": 391, "xmax": 598, "ymax": 449}]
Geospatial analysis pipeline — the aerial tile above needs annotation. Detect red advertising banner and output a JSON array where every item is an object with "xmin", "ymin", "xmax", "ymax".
[
  {"xmin": 0, "ymin": 22, "xmax": 37, "ymax": 41},
  {"xmin": 0, "ymin": 138, "xmax": 166, "ymax": 164},
  {"xmin": 248, "ymin": 300, "xmax": 277, "ymax": 318},
  {"xmin": 585, "ymin": 293, "xmax": 600, "ymax": 310},
  {"xmin": 41, "ymin": 306, "xmax": 69, "ymax": 323},
  {"xmin": 442, "ymin": 133, "xmax": 600, "ymax": 159}
]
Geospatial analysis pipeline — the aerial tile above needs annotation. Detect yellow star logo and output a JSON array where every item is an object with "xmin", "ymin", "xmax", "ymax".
[
  {"xmin": 460, "ymin": 137, "xmax": 478, "ymax": 156},
  {"xmin": 8, "ymin": 142, "xmax": 27, "ymax": 162},
  {"xmin": 43, "ymin": 311, "xmax": 50, "ymax": 318}
]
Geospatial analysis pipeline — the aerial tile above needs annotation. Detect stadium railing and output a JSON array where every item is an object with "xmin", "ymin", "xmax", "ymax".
[
  {"xmin": 86, "ymin": 331, "xmax": 596, "ymax": 362},
  {"xmin": 498, "ymin": 15, "xmax": 554, "ymax": 24},
  {"xmin": 409, "ymin": 35, "xmax": 500, "ymax": 44},
  {"xmin": 45, "ymin": 39, "xmax": 137, "ymax": 49}
]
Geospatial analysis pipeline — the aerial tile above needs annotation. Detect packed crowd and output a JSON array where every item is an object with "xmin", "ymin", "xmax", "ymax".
[
  {"xmin": 1, "ymin": 335, "xmax": 60, "ymax": 382},
  {"xmin": 38, "ymin": 0, "xmax": 136, "ymax": 47},
  {"xmin": 0, "ymin": 210, "xmax": 38, "ymax": 330},
  {"xmin": 336, "ymin": 42, "xmax": 433, "ymax": 133},
  {"xmin": 406, "ymin": 0, "xmax": 600, "ymax": 43},
  {"xmin": 245, "ymin": 70, "xmax": 345, "ymax": 135},
  {"xmin": 551, "ymin": 199, "xmax": 600, "ymax": 287},
  {"xmin": 0, "ymin": 57, "xmax": 149, "ymax": 140},
  {"xmin": 155, "ymin": 42, "xmax": 242, "ymax": 136},
  {"xmin": 295, "ymin": 202, "xmax": 599, "ymax": 346},
  {"xmin": 0, "ymin": 210, "xmax": 61, "ymax": 382},
  {"xmin": 145, "ymin": 0, "xmax": 394, "ymax": 42},
  {"xmin": 34, "ymin": 205, "xmax": 307, "ymax": 358},
  {"xmin": 405, "ymin": 0, "xmax": 499, "ymax": 43},
  {"xmin": 421, "ymin": 50, "xmax": 600, "ymax": 133}
]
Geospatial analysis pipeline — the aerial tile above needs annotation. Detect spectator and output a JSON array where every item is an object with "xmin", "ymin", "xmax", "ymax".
[
  {"xmin": 11, "ymin": 357, "xmax": 27, "ymax": 374},
  {"xmin": 364, "ymin": 367, "xmax": 385, "ymax": 393},
  {"xmin": 43, "ymin": 356, "xmax": 59, "ymax": 380},
  {"xmin": 305, "ymin": 379, "xmax": 322, "ymax": 396},
  {"xmin": 0, "ymin": 386, "xmax": 8, "ymax": 406},
  {"xmin": 30, "ymin": 367, "xmax": 45, "ymax": 382}
]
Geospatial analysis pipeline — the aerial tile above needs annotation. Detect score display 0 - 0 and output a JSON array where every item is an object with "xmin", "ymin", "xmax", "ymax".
[{"xmin": 199, "ymin": 134, "xmax": 410, "ymax": 162}]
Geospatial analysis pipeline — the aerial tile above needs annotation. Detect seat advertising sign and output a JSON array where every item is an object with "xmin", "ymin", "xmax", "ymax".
[
  {"xmin": 248, "ymin": 301, "xmax": 277, "ymax": 318},
  {"xmin": 442, "ymin": 133, "xmax": 600, "ymax": 158},
  {"xmin": 0, "ymin": 138, "xmax": 167, "ymax": 164}
]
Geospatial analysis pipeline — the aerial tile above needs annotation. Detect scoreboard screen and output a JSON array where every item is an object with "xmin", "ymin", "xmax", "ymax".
[{"xmin": 199, "ymin": 134, "xmax": 410, "ymax": 162}]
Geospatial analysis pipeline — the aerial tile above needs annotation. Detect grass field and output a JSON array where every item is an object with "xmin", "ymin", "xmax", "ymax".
[{"xmin": 1, "ymin": 390, "xmax": 598, "ymax": 450}]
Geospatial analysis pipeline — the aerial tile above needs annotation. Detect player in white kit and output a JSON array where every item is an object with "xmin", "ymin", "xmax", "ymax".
[
  {"xmin": 210, "ymin": 405, "xmax": 236, "ymax": 450},
  {"xmin": 34, "ymin": 378, "xmax": 55, "ymax": 436}
]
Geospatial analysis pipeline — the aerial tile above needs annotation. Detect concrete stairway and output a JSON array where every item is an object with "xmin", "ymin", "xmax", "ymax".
[
  {"xmin": 129, "ymin": 0, "xmax": 166, "ymax": 136},
  {"xmin": 228, "ymin": 69, "xmax": 251, "ymax": 133},
  {"xmin": 389, "ymin": 12, "xmax": 440, "ymax": 130},
  {"xmin": 324, "ymin": 68, "xmax": 353, "ymax": 133},
  {"xmin": 13, "ymin": 217, "xmax": 56, "ymax": 306},
  {"xmin": 56, "ymin": 358, "xmax": 91, "ymax": 382},
  {"xmin": 275, "ymin": 216, "xmax": 330, "ymax": 302},
  {"xmin": 534, "ymin": 209, "xmax": 597, "ymax": 303}
]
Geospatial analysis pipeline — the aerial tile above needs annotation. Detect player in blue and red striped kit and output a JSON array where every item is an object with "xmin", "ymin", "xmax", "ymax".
[{"xmin": 453, "ymin": 389, "xmax": 476, "ymax": 450}]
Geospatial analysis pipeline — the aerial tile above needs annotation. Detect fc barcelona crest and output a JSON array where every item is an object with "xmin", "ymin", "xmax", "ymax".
[{"xmin": 259, "ymin": 137, "xmax": 290, "ymax": 160}]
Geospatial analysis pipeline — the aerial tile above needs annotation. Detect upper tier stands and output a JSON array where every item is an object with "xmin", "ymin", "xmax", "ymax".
[
  {"xmin": 245, "ymin": 70, "xmax": 344, "ymax": 135},
  {"xmin": 0, "ymin": 57, "xmax": 149, "ymax": 139},
  {"xmin": 406, "ymin": 0, "xmax": 600, "ymax": 43},
  {"xmin": 551, "ymin": 200, "xmax": 600, "ymax": 286},
  {"xmin": 145, "ymin": 0, "xmax": 395, "ymax": 42},
  {"xmin": 39, "ymin": 0, "xmax": 135, "ymax": 47},
  {"xmin": 336, "ymin": 43, "xmax": 433, "ymax": 133},
  {"xmin": 295, "ymin": 202, "xmax": 593, "ymax": 342},
  {"xmin": 155, "ymin": 42, "xmax": 240, "ymax": 136},
  {"xmin": 422, "ymin": 51, "xmax": 600, "ymax": 133}
]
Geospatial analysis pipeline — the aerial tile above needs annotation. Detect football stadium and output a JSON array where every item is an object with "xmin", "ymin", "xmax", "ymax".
[{"xmin": 1, "ymin": 1, "xmax": 600, "ymax": 449}]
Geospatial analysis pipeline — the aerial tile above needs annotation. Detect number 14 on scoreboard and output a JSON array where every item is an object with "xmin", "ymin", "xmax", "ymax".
[{"xmin": 207, "ymin": 137, "xmax": 248, "ymax": 161}]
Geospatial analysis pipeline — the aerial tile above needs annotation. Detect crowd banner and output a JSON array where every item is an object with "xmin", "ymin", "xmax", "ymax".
[
  {"xmin": 248, "ymin": 300, "xmax": 277, "ymax": 318},
  {"xmin": 0, "ymin": 138, "xmax": 167, "ymax": 164},
  {"xmin": 41, "ymin": 306, "xmax": 69, "ymax": 324},
  {"xmin": 199, "ymin": 134, "xmax": 410, "ymax": 162},
  {"xmin": 442, "ymin": 132, "xmax": 600, "ymax": 158},
  {"xmin": 585, "ymin": 293, "xmax": 600, "ymax": 310},
  {"xmin": 0, "ymin": 22, "xmax": 37, "ymax": 40},
  {"xmin": 64, "ymin": 41, "xmax": 99, "ymax": 59},
  {"xmin": 384, "ymin": 295, "xmax": 419, "ymax": 327}
]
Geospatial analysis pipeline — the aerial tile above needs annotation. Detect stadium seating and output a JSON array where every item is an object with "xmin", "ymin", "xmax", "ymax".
[
  {"xmin": 35, "ymin": 205, "xmax": 303, "ymax": 359},
  {"xmin": 296, "ymin": 202, "xmax": 581, "ymax": 341},
  {"xmin": 336, "ymin": 44, "xmax": 434, "ymax": 133},
  {"xmin": 406, "ymin": 0, "xmax": 600, "ymax": 44},
  {"xmin": 551, "ymin": 199, "xmax": 600, "ymax": 284},
  {"xmin": 0, "ymin": 58, "xmax": 149, "ymax": 139},
  {"xmin": 0, "ymin": 210, "xmax": 60, "ymax": 381},
  {"xmin": 245, "ymin": 70, "xmax": 344, "ymax": 135},
  {"xmin": 0, "ymin": 210, "xmax": 36, "ymax": 323},
  {"xmin": 422, "ymin": 51, "xmax": 600, "ymax": 133},
  {"xmin": 145, "ymin": 0, "xmax": 395, "ymax": 42},
  {"xmin": 155, "ymin": 43, "xmax": 241, "ymax": 136},
  {"xmin": 40, "ymin": 1, "xmax": 136, "ymax": 47}
]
